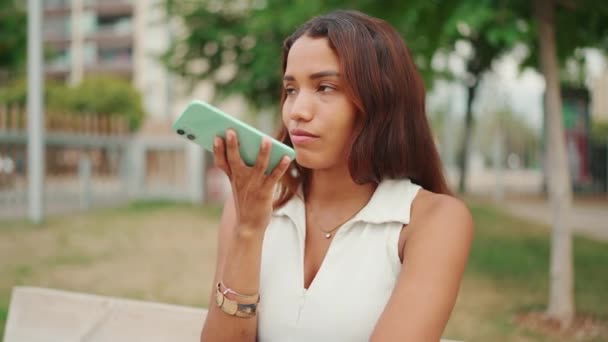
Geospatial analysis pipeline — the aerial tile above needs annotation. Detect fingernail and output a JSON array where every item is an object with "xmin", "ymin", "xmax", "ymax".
[{"xmin": 213, "ymin": 137, "xmax": 219, "ymax": 148}]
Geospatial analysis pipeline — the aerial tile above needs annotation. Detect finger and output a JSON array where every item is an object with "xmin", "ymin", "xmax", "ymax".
[
  {"xmin": 225, "ymin": 129, "xmax": 245, "ymax": 170},
  {"xmin": 213, "ymin": 136, "xmax": 231, "ymax": 176},
  {"xmin": 252, "ymin": 138, "xmax": 271, "ymax": 176},
  {"xmin": 265, "ymin": 155, "xmax": 292, "ymax": 185}
]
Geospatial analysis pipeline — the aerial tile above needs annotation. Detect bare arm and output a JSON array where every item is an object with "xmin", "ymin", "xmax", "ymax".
[
  {"xmin": 370, "ymin": 195, "xmax": 474, "ymax": 341},
  {"xmin": 200, "ymin": 196, "xmax": 263, "ymax": 342},
  {"xmin": 200, "ymin": 130, "xmax": 291, "ymax": 342}
]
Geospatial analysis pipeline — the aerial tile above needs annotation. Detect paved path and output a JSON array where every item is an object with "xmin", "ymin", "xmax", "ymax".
[{"xmin": 501, "ymin": 198, "xmax": 608, "ymax": 241}]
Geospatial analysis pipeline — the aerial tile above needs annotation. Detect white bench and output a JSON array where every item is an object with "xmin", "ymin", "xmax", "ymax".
[
  {"xmin": 4, "ymin": 287, "xmax": 204, "ymax": 342},
  {"xmin": 4, "ymin": 286, "xmax": 461, "ymax": 341}
]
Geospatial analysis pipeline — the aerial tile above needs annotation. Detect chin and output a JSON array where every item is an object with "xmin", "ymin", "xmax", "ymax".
[
  {"xmin": 294, "ymin": 156, "xmax": 317, "ymax": 169},
  {"xmin": 294, "ymin": 150, "xmax": 322, "ymax": 169},
  {"xmin": 294, "ymin": 150, "xmax": 337, "ymax": 170}
]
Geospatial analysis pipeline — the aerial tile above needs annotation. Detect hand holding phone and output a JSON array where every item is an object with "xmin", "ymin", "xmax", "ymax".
[
  {"xmin": 172, "ymin": 100, "xmax": 294, "ymax": 231},
  {"xmin": 172, "ymin": 100, "xmax": 295, "ymax": 174}
]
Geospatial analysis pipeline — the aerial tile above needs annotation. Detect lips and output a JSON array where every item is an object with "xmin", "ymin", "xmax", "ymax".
[
  {"xmin": 289, "ymin": 128, "xmax": 319, "ymax": 145},
  {"xmin": 290, "ymin": 128, "xmax": 319, "ymax": 137}
]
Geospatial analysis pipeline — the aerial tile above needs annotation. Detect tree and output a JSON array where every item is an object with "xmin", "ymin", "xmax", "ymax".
[
  {"xmin": 525, "ymin": 0, "xmax": 608, "ymax": 325},
  {"xmin": 0, "ymin": 0, "xmax": 27, "ymax": 84},
  {"xmin": 415, "ymin": 1, "xmax": 607, "ymax": 323},
  {"xmin": 163, "ymin": 0, "xmax": 333, "ymax": 110},
  {"xmin": 401, "ymin": 1, "xmax": 532, "ymax": 193},
  {"xmin": 161, "ymin": 0, "xmax": 453, "ymax": 111},
  {"xmin": 534, "ymin": 0, "xmax": 574, "ymax": 324},
  {"xmin": 405, "ymin": 1, "xmax": 606, "ymax": 197}
]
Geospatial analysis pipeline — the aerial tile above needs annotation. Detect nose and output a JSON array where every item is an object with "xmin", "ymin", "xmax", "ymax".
[{"xmin": 287, "ymin": 90, "xmax": 314, "ymax": 122}]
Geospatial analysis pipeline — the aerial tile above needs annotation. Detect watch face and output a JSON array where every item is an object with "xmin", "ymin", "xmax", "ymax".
[{"xmin": 239, "ymin": 303, "xmax": 255, "ymax": 315}]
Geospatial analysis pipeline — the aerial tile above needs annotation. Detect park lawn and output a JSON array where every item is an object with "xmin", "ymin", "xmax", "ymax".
[
  {"xmin": 0, "ymin": 201, "xmax": 223, "ymax": 340},
  {"xmin": 0, "ymin": 200, "xmax": 606, "ymax": 341},
  {"xmin": 444, "ymin": 202, "xmax": 608, "ymax": 341}
]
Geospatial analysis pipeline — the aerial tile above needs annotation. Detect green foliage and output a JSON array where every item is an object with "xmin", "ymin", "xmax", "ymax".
[
  {"xmin": 0, "ymin": 0, "xmax": 27, "ymax": 79},
  {"xmin": 159, "ymin": 1, "xmax": 451, "ymax": 109},
  {"xmin": 163, "ymin": 0, "xmax": 608, "ymax": 115},
  {"xmin": 428, "ymin": 0, "xmax": 530, "ymax": 82},
  {"xmin": 591, "ymin": 120, "xmax": 608, "ymax": 143},
  {"xmin": 51, "ymin": 76, "xmax": 145, "ymax": 130},
  {"xmin": 164, "ymin": 0, "xmax": 331, "ymax": 109},
  {"xmin": 520, "ymin": 1, "xmax": 608, "ymax": 79},
  {"xmin": 0, "ymin": 77, "xmax": 27, "ymax": 104},
  {"xmin": 0, "ymin": 76, "xmax": 145, "ymax": 131},
  {"xmin": 161, "ymin": 0, "xmax": 461, "ymax": 110}
]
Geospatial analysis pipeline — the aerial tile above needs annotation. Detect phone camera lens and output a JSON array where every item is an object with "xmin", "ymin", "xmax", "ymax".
[
  {"xmin": 177, "ymin": 129, "xmax": 185, "ymax": 135},
  {"xmin": 187, "ymin": 134, "xmax": 195, "ymax": 140}
]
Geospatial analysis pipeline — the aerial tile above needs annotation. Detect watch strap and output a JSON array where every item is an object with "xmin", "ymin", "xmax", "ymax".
[{"xmin": 215, "ymin": 283, "xmax": 259, "ymax": 318}]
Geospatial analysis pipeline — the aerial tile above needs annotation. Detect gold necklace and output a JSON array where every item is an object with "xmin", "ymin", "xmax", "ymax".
[
  {"xmin": 320, "ymin": 225, "xmax": 341, "ymax": 239},
  {"xmin": 314, "ymin": 209, "xmax": 362, "ymax": 239}
]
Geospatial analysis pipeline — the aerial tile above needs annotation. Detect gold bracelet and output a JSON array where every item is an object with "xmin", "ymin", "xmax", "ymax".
[
  {"xmin": 215, "ymin": 282, "xmax": 259, "ymax": 318},
  {"xmin": 218, "ymin": 281, "xmax": 259, "ymax": 301}
]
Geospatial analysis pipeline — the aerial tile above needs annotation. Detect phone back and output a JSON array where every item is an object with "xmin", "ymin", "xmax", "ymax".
[{"xmin": 172, "ymin": 100, "xmax": 295, "ymax": 173}]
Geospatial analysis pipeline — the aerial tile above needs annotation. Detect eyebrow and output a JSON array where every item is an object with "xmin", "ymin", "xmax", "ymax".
[{"xmin": 283, "ymin": 70, "xmax": 340, "ymax": 81}]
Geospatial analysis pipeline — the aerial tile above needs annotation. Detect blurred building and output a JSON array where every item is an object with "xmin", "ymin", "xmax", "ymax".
[
  {"xmin": 36, "ymin": 0, "xmax": 244, "ymax": 206},
  {"xmin": 42, "ymin": 0, "xmax": 173, "ymax": 119},
  {"xmin": 41, "ymin": 0, "xmax": 248, "ymax": 124}
]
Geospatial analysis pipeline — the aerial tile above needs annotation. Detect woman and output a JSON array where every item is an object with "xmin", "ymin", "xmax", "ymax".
[{"xmin": 202, "ymin": 10, "xmax": 473, "ymax": 342}]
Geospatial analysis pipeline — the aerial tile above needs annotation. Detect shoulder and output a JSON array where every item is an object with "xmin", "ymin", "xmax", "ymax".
[
  {"xmin": 405, "ymin": 189, "xmax": 474, "ymax": 251},
  {"xmin": 413, "ymin": 190, "xmax": 473, "ymax": 227},
  {"xmin": 373, "ymin": 190, "xmax": 474, "ymax": 341}
]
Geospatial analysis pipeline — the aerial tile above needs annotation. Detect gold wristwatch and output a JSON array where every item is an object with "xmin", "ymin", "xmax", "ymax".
[{"xmin": 215, "ymin": 282, "xmax": 259, "ymax": 318}]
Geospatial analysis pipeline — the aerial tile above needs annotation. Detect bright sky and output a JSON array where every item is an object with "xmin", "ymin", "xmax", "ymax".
[{"xmin": 427, "ymin": 48, "xmax": 607, "ymax": 132}]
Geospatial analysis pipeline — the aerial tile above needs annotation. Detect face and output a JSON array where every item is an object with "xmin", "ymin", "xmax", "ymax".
[{"xmin": 282, "ymin": 36, "xmax": 357, "ymax": 170}]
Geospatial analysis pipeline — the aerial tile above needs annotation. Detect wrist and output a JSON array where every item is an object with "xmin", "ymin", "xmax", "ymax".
[{"xmin": 234, "ymin": 223, "xmax": 266, "ymax": 241}]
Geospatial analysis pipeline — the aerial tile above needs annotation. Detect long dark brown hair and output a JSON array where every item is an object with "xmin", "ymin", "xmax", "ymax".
[{"xmin": 274, "ymin": 10, "xmax": 451, "ymax": 208}]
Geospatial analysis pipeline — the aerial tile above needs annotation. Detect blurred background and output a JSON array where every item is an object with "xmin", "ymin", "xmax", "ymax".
[{"xmin": 0, "ymin": 0, "xmax": 606, "ymax": 341}]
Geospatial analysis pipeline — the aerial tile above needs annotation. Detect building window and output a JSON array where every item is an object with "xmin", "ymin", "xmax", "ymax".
[
  {"xmin": 98, "ymin": 46, "xmax": 132, "ymax": 65},
  {"xmin": 45, "ymin": 0, "xmax": 70, "ymax": 9},
  {"xmin": 97, "ymin": 15, "xmax": 133, "ymax": 35}
]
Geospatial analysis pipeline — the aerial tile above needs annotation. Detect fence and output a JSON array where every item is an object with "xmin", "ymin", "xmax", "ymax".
[
  {"xmin": 126, "ymin": 135, "xmax": 205, "ymax": 202},
  {"xmin": 0, "ymin": 106, "xmax": 206, "ymax": 220}
]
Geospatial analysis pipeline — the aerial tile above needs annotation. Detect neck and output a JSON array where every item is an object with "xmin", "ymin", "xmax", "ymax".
[{"xmin": 304, "ymin": 163, "xmax": 376, "ymax": 209}]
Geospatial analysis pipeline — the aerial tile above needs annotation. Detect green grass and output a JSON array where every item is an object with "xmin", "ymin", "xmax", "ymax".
[
  {"xmin": 443, "ymin": 202, "xmax": 608, "ymax": 341},
  {"xmin": 0, "ymin": 200, "xmax": 223, "ymax": 340},
  {"xmin": 0, "ymin": 296, "xmax": 9, "ymax": 340},
  {"xmin": 469, "ymin": 203, "xmax": 608, "ymax": 318},
  {"xmin": 119, "ymin": 199, "xmax": 222, "ymax": 214},
  {"xmin": 0, "ymin": 302, "xmax": 7, "ymax": 324},
  {"xmin": 0, "ymin": 199, "xmax": 606, "ymax": 341}
]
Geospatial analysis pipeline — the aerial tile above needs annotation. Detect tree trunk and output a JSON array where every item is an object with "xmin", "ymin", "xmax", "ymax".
[
  {"xmin": 457, "ymin": 82, "xmax": 477, "ymax": 194},
  {"xmin": 534, "ymin": 0, "xmax": 575, "ymax": 326}
]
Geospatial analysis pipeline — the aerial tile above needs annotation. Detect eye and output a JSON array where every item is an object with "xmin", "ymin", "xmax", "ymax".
[
  {"xmin": 285, "ymin": 87, "xmax": 297, "ymax": 96},
  {"xmin": 318, "ymin": 84, "xmax": 335, "ymax": 93}
]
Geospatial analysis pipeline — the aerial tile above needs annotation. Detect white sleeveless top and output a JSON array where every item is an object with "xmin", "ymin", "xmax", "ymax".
[{"xmin": 258, "ymin": 178, "xmax": 421, "ymax": 341}]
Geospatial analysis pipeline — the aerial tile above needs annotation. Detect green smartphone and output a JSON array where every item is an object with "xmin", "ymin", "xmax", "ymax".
[{"xmin": 172, "ymin": 100, "xmax": 295, "ymax": 174}]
